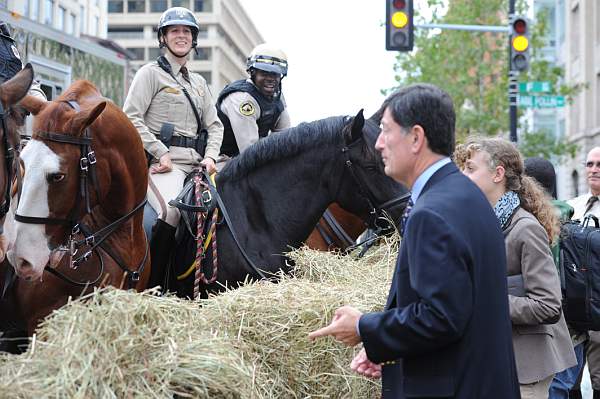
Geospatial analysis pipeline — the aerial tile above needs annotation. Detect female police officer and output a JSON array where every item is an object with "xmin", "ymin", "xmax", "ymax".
[{"xmin": 123, "ymin": 7, "xmax": 223, "ymax": 287}]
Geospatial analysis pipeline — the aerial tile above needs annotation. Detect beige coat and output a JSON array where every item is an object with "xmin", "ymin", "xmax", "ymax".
[{"xmin": 505, "ymin": 207, "xmax": 576, "ymax": 384}]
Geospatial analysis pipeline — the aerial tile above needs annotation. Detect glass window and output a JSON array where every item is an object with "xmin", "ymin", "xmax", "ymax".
[
  {"xmin": 31, "ymin": 0, "xmax": 40, "ymax": 21},
  {"xmin": 79, "ymin": 5, "xmax": 85, "ymax": 32},
  {"xmin": 572, "ymin": 171, "xmax": 579, "ymax": 197},
  {"xmin": 127, "ymin": 0, "xmax": 146, "ymax": 13},
  {"xmin": 107, "ymin": 27, "xmax": 144, "ymax": 39},
  {"xmin": 197, "ymin": 26, "xmax": 208, "ymax": 39},
  {"xmin": 127, "ymin": 47, "xmax": 145, "ymax": 60},
  {"xmin": 149, "ymin": 0, "xmax": 167, "ymax": 12},
  {"xmin": 194, "ymin": 0, "xmax": 212, "ymax": 12},
  {"xmin": 57, "ymin": 6, "xmax": 65, "ymax": 30},
  {"xmin": 108, "ymin": 0, "xmax": 124, "ymax": 13},
  {"xmin": 148, "ymin": 47, "xmax": 162, "ymax": 60},
  {"xmin": 44, "ymin": 0, "xmax": 53, "ymax": 25},
  {"xmin": 67, "ymin": 13, "xmax": 75, "ymax": 34},
  {"xmin": 194, "ymin": 47, "xmax": 211, "ymax": 61},
  {"xmin": 172, "ymin": 0, "xmax": 189, "ymax": 8}
]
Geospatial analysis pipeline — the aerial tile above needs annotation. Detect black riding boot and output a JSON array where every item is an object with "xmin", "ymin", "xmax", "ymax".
[
  {"xmin": 594, "ymin": 389, "xmax": 600, "ymax": 399},
  {"xmin": 569, "ymin": 390, "xmax": 582, "ymax": 399},
  {"xmin": 148, "ymin": 219, "xmax": 176, "ymax": 291}
]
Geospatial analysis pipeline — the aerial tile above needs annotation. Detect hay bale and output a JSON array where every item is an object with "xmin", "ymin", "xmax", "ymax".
[{"xmin": 0, "ymin": 236, "xmax": 399, "ymax": 398}]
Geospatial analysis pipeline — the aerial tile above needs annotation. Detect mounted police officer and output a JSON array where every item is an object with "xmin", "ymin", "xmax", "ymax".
[
  {"xmin": 217, "ymin": 43, "xmax": 290, "ymax": 160},
  {"xmin": 123, "ymin": 7, "xmax": 223, "ymax": 288}
]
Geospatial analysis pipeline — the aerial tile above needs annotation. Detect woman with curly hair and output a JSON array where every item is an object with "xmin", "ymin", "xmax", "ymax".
[{"xmin": 455, "ymin": 137, "xmax": 576, "ymax": 399}]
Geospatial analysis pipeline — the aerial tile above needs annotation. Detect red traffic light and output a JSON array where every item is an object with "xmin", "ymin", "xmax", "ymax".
[
  {"xmin": 393, "ymin": 0, "xmax": 407, "ymax": 9},
  {"xmin": 513, "ymin": 19, "xmax": 527, "ymax": 34}
]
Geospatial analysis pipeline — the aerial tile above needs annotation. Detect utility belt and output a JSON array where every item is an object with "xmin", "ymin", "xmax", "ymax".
[{"xmin": 157, "ymin": 122, "xmax": 207, "ymax": 156}]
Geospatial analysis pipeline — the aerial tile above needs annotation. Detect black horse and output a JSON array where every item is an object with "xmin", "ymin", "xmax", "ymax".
[{"xmin": 169, "ymin": 110, "xmax": 408, "ymax": 297}]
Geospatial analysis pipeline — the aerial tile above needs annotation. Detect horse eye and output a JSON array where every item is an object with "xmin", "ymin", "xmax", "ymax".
[{"xmin": 48, "ymin": 173, "xmax": 66, "ymax": 183}]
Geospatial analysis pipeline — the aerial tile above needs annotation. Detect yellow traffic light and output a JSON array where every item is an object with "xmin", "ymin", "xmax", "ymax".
[
  {"xmin": 512, "ymin": 35, "xmax": 529, "ymax": 52},
  {"xmin": 391, "ymin": 11, "xmax": 409, "ymax": 29}
]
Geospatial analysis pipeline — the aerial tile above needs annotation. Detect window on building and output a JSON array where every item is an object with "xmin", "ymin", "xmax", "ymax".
[
  {"xmin": 150, "ymin": 0, "xmax": 167, "ymax": 12},
  {"xmin": 127, "ymin": 47, "xmax": 145, "ymax": 60},
  {"xmin": 198, "ymin": 26, "xmax": 208, "ymax": 39},
  {"xmin": 107, "ymin": 27, "xmax": 144, "ymax": 39},
  {"xmin": 571, "ymin": 5, "xmax": 580, "ymax": 58},
  {"xmin": 57, "ymin": 6, "xmax": 65, "ymax": 30},
  {"xmin": 44, "ymin": 0, "xmax": 54, "ymax": 25},
  {"xmin": 194, "ymin": 0, "xmax": 212, "ymax": 12},
  {"xmin": 79, "ymin": 5, "xmax": 85, "ymax": 33},
  {"xmin": 194, "ymin": 47, "xmax": 211, "ymax": 61},
  {"xmin": 31, "ymin": 0, "xmax": 40, "ymax": 21},
  {"xmin": 572, "ymin": 170, "xmax": 579, "ymax": 197},
  {"xmin": 67, "ymin": 13, "xmax": 75, "ymax": 34},
  {"xmin": 148, "ymin": 47, "xmax": 162, "ymax": 60},
  {"xmin": 172, "ymin": 0, "xmax": 189, "ymax": 8},
  {"xmin": 108, "ymin": 0, "xmax": 124, "ymax": 13},
  {"xmin": 127, "ymin": 0, "xmax": 145, "ymax": 13},
  {"xmin": 198, "ymin": 71, "xmax": 211, "ymax": 84}
]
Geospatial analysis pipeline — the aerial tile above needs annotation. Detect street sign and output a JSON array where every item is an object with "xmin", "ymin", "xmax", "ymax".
[
  {"xmin": 518, "ymin": 81, "xmax": 552, "ymax": 93},
  {"xmin": 517, "ymin": 95, "xmax": 565, "ymax": 108}
]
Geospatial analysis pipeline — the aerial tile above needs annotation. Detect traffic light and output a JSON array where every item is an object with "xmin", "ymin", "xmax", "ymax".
[
  {"xmin": 510, "ymin": 16, "xmax": 530, "ymax": 72},
  {"xmin": 386, "ymin": 0, "xmax": 413, "ymax": 52}
]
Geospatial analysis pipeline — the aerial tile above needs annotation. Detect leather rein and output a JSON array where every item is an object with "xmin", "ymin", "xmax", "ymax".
[
  {"xmin": 13, "ymin": 100, "xmax": 148, "ymax": 288},
  {"xmin": 0, "ymin": 100, "xmax": 17, "ymax": 230}
]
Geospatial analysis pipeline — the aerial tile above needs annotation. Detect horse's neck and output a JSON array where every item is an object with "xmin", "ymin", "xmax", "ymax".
[{"xmin": 221, "ymin": 152, "xmax": 339, "ymax": 247}]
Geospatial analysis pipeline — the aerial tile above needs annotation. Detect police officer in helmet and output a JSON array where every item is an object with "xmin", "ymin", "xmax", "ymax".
[
  {"xmin": 123, "ymin": 7, "xmax": 223, "ymax": 288},
  {"xmin": 217, "ymin": 43, "xmax": 291, "ymax": 160}
]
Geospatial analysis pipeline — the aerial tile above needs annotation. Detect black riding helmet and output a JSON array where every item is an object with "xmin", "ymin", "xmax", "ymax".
[{"xmin": 156, "ymin": 7, "xmax": 199, "ymax": 53}]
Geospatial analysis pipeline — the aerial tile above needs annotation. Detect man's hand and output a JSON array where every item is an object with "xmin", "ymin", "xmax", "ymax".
[
  {"xmin": 308, "ymin": 306, "xmax": 362, "ymax": 347},
  {"xmin": 150, "ymin": 153, "xmax": 172, "ymax": 174},
  {"xmin": 200, "ymin": 157, "xmax": 216, "ymax": 175},
  {"xmin": 350, "ymin": 348, "xmax": 381, "ymax": 379}
]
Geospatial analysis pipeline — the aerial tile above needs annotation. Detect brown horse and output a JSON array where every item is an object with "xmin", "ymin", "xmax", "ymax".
[
  {"xmin": 306, "ymin": 204, "xmax": 367, "ymax": 251},
  {"xmin": 1, "ymin": 80, "xmax": 149, "ymax": 337},
  {"xmin": 0, "ymin": 65, "xmax": 34, "ymax": 244}
]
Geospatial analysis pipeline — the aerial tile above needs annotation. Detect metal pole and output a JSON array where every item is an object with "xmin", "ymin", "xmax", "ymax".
[{"xmin": 509, "ymin": 0, "xmax": 518, "ymax": 142}]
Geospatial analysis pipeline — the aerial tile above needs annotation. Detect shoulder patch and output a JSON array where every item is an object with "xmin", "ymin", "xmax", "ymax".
[
  {"xmin": 164, "ymin": 87, "xmax": 181, "ymax": 94},
  {"xmin": 10, "ymin": 45, "xmax": 20, "ymax": 60},
  {"xmin": 239, "ymin": 101, "xmax": 255, "ymax": 116}
]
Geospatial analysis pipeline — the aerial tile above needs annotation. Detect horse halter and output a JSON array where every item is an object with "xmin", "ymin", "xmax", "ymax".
[
  {"xmin": 340, "ymin": 135, "xmax": 411, "ymax": 235},
  {"xmin": 13, "ymin": 100, "xmax": 148, "ymax": 286},
  {"xmin": 0, "ymin": 99, "xmax": 17, "ymax": 225}
]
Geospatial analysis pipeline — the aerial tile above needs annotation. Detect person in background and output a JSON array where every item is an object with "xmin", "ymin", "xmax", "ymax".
[
  {"xmin": 566, "ymin": 147, "xmax": 600, "ymax": 399},
  {"xmin": 309, "ymin": 84, "xmax": 520, "ymax": 398},
  {"xmin": 456, "ymin": 138, "xmax": 576, "ymax": 399},
  {"xmin": 216, "ymin": 43, "xmax": 290, "ymax": 162}
]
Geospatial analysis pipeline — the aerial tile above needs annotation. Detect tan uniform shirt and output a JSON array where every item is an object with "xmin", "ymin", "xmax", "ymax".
[
  {"xmin": 219, "ymin": 80, "xmax": 290, "ymax": 154},
  {"xmin": 123, "ymin": 51, "xmax": 223, "ymax": 161}
]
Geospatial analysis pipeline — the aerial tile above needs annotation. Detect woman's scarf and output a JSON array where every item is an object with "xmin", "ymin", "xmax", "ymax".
[{"xmin": 494, "ymin": 190, "xmax": 520, "ymax": 229}]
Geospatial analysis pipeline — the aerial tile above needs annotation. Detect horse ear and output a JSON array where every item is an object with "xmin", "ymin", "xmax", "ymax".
[
  {"xmin": 19, "ymin": 94, "xmax": 47, "ymax": 116},
  {"xmin": 0, "ymin": 63, "xmax": 34, "ymax": 107},
  {"xmin": 73, "ymin": 101, "xmax": 107, "ymax": 134},
  {"xmin": 347, "ymin": 109, "xmax": 365, "ymax": 143}
]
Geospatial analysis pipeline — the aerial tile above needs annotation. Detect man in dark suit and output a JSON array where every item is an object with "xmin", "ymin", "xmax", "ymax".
[{"xmin": 309, "ymin": 84, "xmax": 520, "ymax": 398}]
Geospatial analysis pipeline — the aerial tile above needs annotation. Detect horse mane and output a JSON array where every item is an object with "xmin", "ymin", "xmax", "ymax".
[{"xmin": 219, "ymin": 116, "xmax": 347, "ymax": 181}]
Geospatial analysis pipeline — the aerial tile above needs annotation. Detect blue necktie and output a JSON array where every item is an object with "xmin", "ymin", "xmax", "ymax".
[{"xmin": 400, "ymin": 198, "xmax": 414, "ymax": 236}]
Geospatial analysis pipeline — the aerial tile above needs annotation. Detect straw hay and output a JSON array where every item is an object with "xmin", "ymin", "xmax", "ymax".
[{"xmin": 0, "ymin": 235, "xmax": 399, "ymax": 398}]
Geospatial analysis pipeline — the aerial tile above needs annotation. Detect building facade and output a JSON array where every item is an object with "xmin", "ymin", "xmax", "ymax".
[
  {"xmin": 9, "ymin": 0, "xmax": 107, "ymax": 38},
  {"xmin": 106, "ymin": 0, "xmax": 263, "ymax": 92},
  {"xmin": 556, "ymin": 0, "xmax": 600, "ymax": 199}
]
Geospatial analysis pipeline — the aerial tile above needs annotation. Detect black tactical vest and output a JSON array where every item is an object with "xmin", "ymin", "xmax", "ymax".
[
  {"xmin": 217, "ymin": 79, "xmax": 285, "ymax": 157},
  {"xmin": 0, "ymin": 29, "xmax": 22, "ymax": 83}
]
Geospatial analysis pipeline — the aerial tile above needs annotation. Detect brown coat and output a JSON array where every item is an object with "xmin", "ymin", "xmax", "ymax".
[{"xmin": 505, "ymin": 207, "xmax": 576, "ymax": 384}]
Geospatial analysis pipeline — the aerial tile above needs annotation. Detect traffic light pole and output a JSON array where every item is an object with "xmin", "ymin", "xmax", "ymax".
[{"xmin": 508, "ymin": 0, "xmax": 518, "ymax": 142}]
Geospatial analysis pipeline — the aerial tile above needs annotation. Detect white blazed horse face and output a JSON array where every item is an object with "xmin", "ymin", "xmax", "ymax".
[{"xmin": 7, "ymin": 140, "xmax": 62, "ymax": 280}]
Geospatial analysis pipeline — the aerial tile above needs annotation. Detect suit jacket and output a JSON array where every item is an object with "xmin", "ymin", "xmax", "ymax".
[
  {"xmin": 505, "ymin": 207, "xmax": 576, "ymax": 383},
  {"xmin": 359, "ymin": 163, "xmax": 520, "ymax": 398}
]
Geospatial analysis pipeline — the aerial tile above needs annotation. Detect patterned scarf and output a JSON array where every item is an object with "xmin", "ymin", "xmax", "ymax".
[{"xmin": 493, "ymin": 191, "xmax": 520, "ymax": 229}]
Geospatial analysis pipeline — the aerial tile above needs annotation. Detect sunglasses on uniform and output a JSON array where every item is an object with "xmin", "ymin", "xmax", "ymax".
[{"xmin": 585, "ymin": 161, "xmax": 600, "ymax": 168}]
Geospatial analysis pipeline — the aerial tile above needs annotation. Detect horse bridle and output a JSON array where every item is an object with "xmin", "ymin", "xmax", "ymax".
[
  {"xmin": 0, "ymin": 100, "xmax": 17, "ymax": 228},
  {"xmin": 340, "ymin": 135, "xmax": 411, "ymax": 235},
  {"xmin": 13, "ymin": 100, "xmax": 148, "ymax": 287}
]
